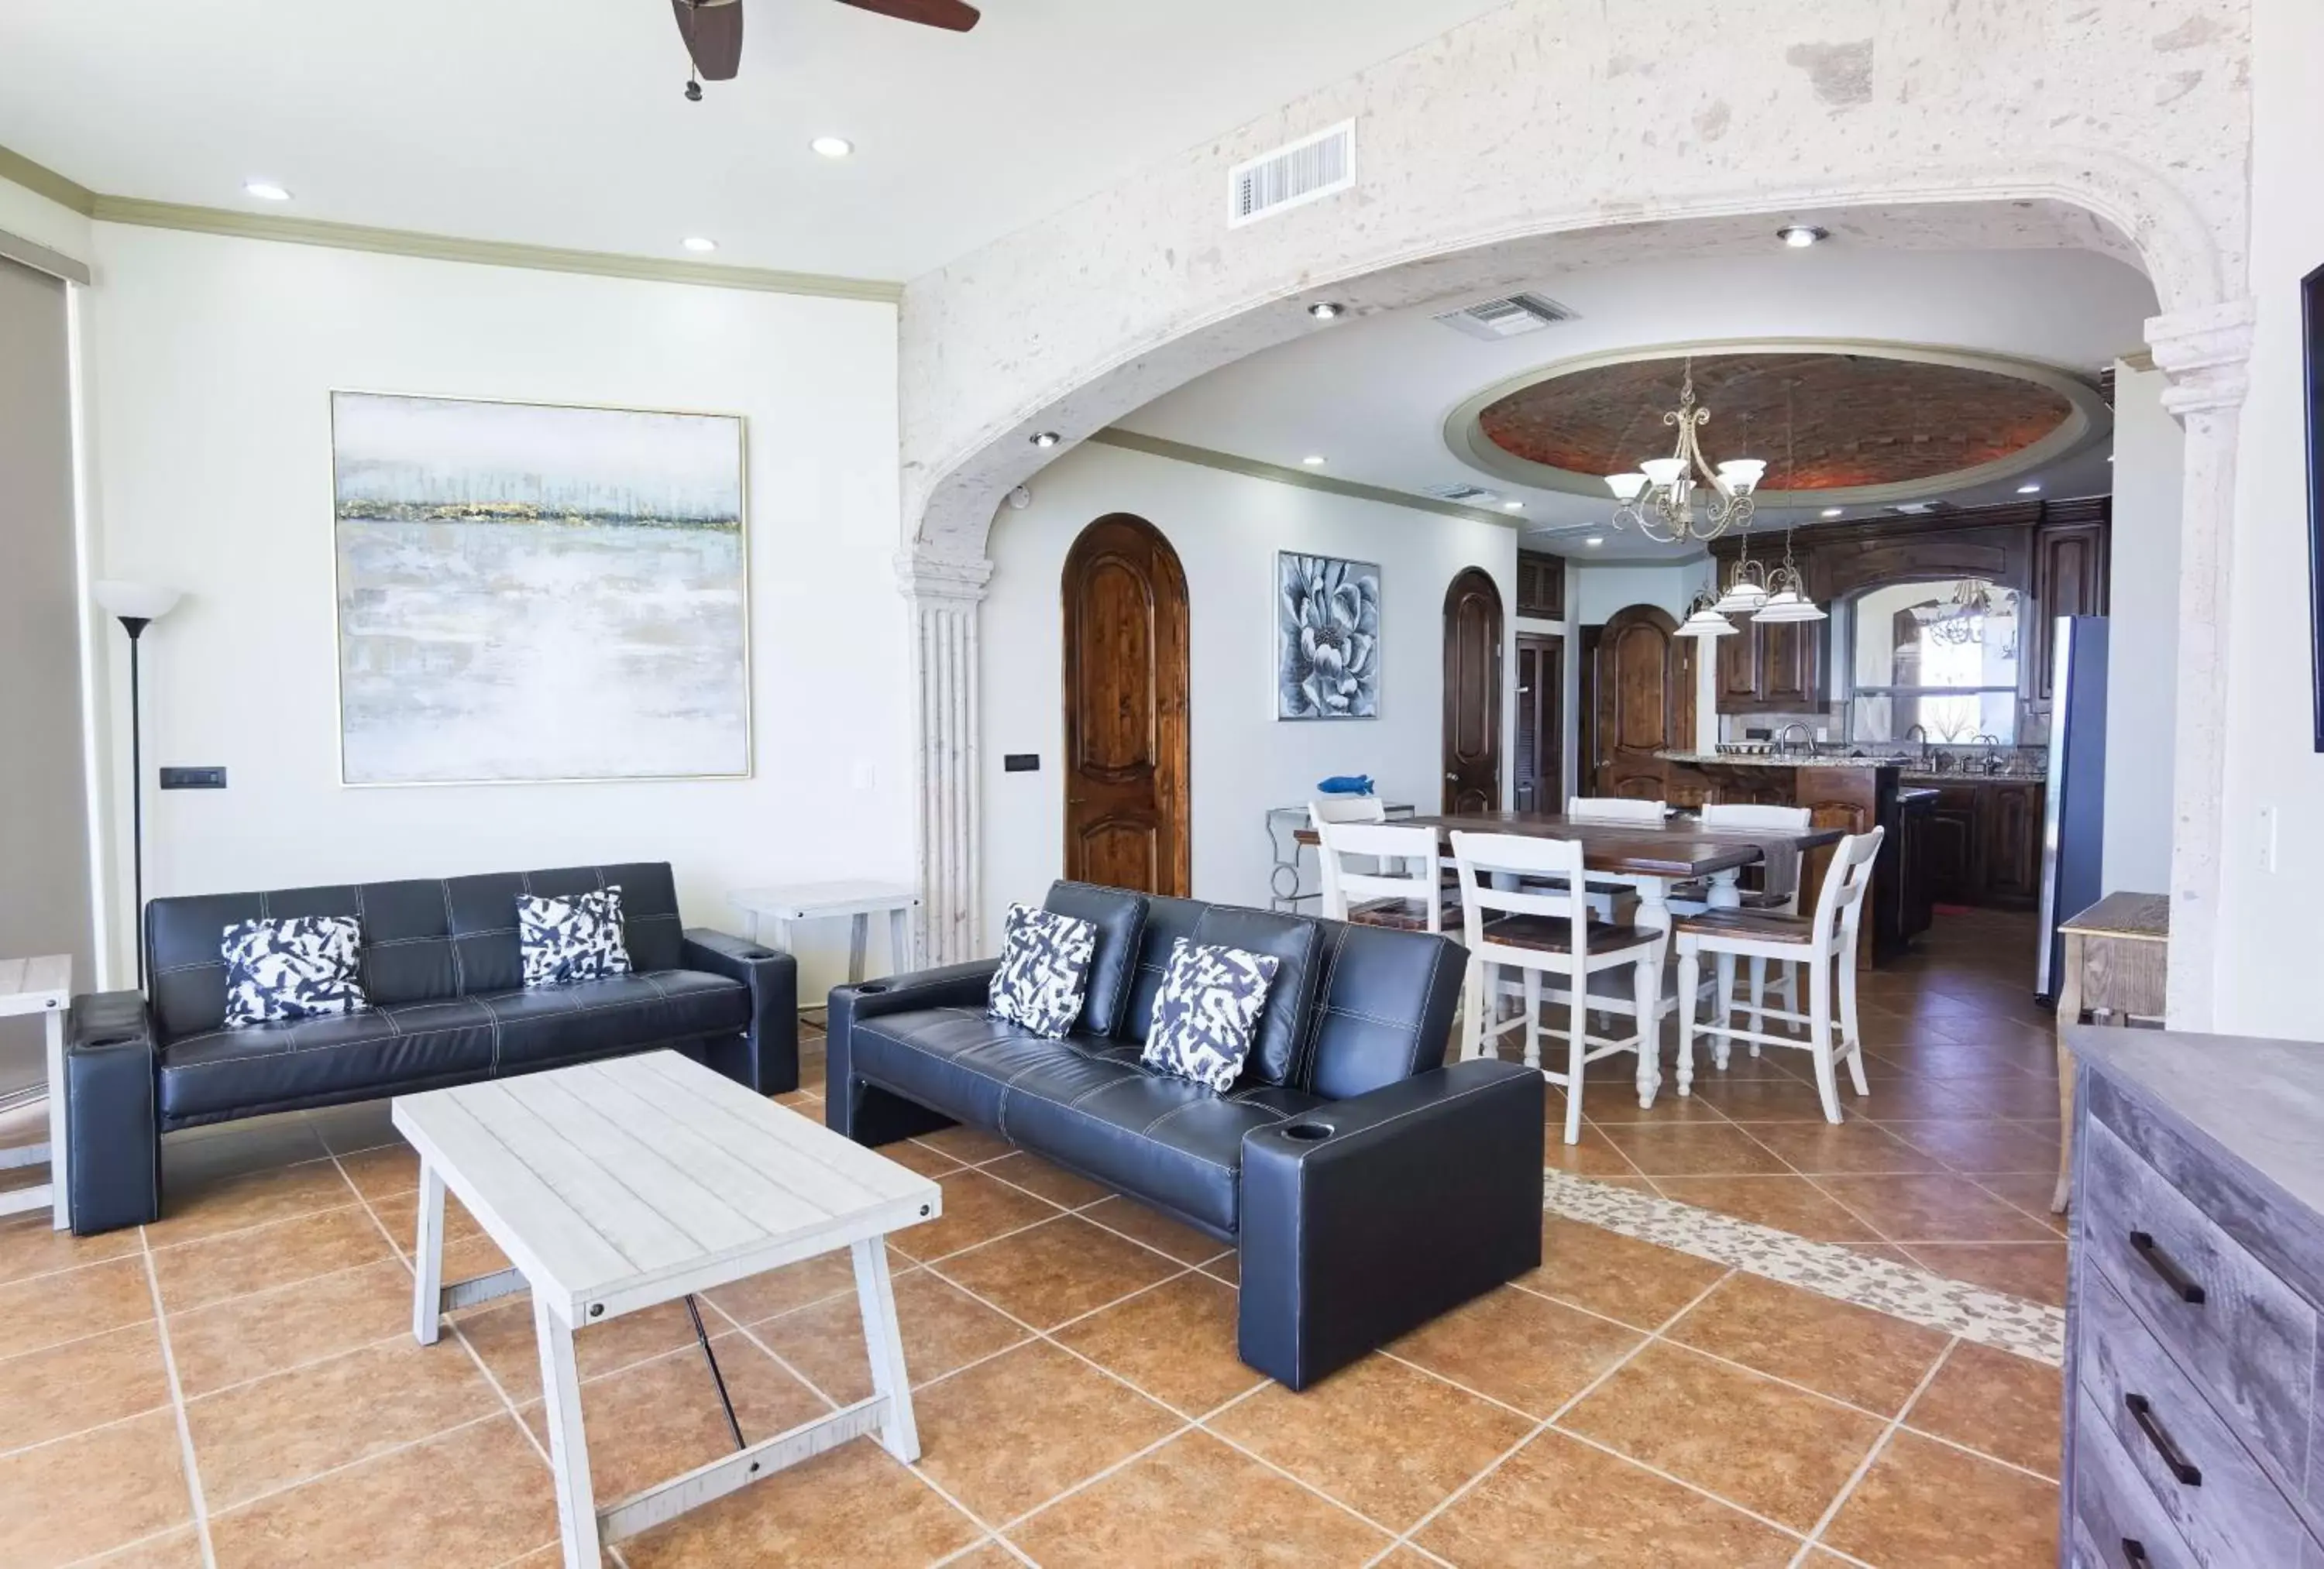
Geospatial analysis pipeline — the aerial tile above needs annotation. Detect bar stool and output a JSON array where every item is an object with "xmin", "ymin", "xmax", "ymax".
[
  {"xmin": 1673, "ymin": 826, "xmax": 1885, "ymax": 1123},
  {"xmin": 1450, "ymin": 830, "xmax": 1662, "ymax": 1145},
  {"xmin": 1315, "ymin": 819, "xmax": 1452, "ymax": 932}
]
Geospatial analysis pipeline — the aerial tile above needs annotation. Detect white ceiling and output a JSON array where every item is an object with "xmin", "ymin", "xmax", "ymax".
[
  {"xmin": 0, "ymin": 0, "xmax": 1516, "ymax": 280},
  {"xmin": 1117, "ymin": 244, "xmax": 2160, "ymax": 560}
]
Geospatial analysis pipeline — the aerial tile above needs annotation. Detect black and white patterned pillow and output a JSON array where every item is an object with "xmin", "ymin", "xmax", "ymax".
[
  {"xmin": 1140, "ymin": 939, "xmax": 1281, "ymax": 1092},
  {"xmin": 221, "ymin": 915, "xmax": 370, "ymax": 1028},
  {"xmin": 518, "ymin": 886, "xmax": 633, "ymax": 987},
  {"xmin": 987, "ymin": 901, "xmax": 1098, "ymax": 1039}
]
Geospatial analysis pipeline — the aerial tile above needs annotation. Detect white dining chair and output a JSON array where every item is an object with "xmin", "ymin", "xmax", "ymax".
[
  {"xmin": 1673, "ymin": 826, "xmax": 1885, "ymax": 1123},
  {"xmin": 1450, "ymin": 830, "xmax": 1662, "ymax": 1145},
  {"xmin": 1671, "ymin": 802, "xmax": 1814, "ymax": 1048},
  {"xmin": 1316, "ymin": 819, "xmax": 1450, "ymax": 932},
  {"xmin": 1566, "ymin": 796, "xmax": 1669, "ymax": 822},
  {"xmin": 1308, "ymin": 795, "xmax": 1387, "ymax": 827}
]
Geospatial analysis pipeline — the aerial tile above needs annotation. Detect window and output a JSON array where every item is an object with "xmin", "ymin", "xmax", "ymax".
[{"xmin": 1846, "ymin": 579, "xmax": 2020, "ymax": 744}]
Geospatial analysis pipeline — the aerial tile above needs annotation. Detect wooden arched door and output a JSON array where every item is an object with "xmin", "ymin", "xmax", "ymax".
[
  {"xmin": 1441, "ymin": 567, "xmax": 1504, "ymax": 813},
  {"xmin": 1061, "ymin": 514, "xmax": 1191, "ymax": 895},
  {"xmin": 1589, "ymin": 603, "xmax": 1683, "ymax": 799}
]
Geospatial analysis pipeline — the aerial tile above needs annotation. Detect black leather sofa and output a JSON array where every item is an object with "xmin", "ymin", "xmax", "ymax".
[
  {"xmin": 827, "ymin": 881, "xmax": 1545, "ymax": 1389},
  {"xmin": 64, "ymin": 860, "xmax": 796, "ymax": 1234}
]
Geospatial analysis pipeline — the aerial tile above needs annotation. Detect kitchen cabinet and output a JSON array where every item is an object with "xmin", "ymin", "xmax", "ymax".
[
  {"xmin": 1895, "ymin": 788, "xmax": 1937, "ymax": 946},
  {"xmin": 1923, "ymin": 778, "xmax": 2046, "ymax": 911},
  {"xmin": 2030, "ymin": 516, "xmax": 2109, "ymax": 712},
  {"xmin": 1714, "ymin": 616, "xmax": 1825, "ymax": 712},
  {"xmin": 1515, "ymin": 550, "xmax": 1566, "ymax": 620}
]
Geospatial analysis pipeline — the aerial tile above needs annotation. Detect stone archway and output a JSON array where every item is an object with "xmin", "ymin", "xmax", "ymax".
[{"xmin": 893, "ymin": 0, "xmax": 2254, "ymax": 1027}]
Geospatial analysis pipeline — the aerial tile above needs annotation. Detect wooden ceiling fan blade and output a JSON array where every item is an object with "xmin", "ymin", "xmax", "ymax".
[
  {"xmin": 832, "ymin": 0, "xmax": 981, "ymax": 33},
  {"xmin": 671, "ymin": 0, "xmax": 745, "ymax": 80}
]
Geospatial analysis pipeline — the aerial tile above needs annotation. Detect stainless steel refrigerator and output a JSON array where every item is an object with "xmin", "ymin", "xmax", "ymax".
[{"xmin": 2036, "ymin": 616, "xmax": 2109, "ymax": 1003}]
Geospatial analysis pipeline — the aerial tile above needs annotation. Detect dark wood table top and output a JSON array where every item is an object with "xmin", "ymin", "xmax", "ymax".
[{"xmin": 1293, "ymin": 811, "xmax": 1844, "ymax": 878}]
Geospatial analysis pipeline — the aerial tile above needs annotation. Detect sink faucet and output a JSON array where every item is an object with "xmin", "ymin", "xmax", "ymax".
[{"xmin": 1777, "ymin": 722, "xmax": 1814, "ymax": 757}]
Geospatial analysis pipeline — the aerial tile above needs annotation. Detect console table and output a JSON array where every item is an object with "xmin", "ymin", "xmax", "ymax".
[
  {"xmin": 2052, "ymin": 891, "xmax": 2170, "ymax": 1213},
  {"xmin": 729, "ymin": 880, "xmax": 918, "ymax": 988},
  {"xmin": 0, "ymin": 955, "xmax": 72, "ymax": 1230}
]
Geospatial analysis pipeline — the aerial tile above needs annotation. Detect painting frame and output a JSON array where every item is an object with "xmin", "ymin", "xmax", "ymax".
[
  {"xmin": 328, "ymin": 388, "xmax": 754, "ymax": 788},
  {"xmin": 1275, "ymin": 550, "xmax": 1382, "ymax": 722},
  {"xmin": 2305, "ymin": 263, "xmax": 2324, "ymax": 752}
]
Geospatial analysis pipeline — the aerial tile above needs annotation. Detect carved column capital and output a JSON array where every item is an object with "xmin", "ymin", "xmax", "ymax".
[
  {"xmin": 2147, "ymin": 298, "xmax": 2257, "ymax": 420},
  {"xmin": 896, "ymin": 550, "xmax": 995, "ymax": 606}
]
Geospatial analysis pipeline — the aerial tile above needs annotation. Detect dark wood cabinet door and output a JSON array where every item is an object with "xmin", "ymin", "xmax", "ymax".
[
  {"xmin": 1590, "ymin": 604, "xmax": 1680, "ymax": 798},
  {"xmin": 1511, "ymin": 634, "xmax": 1563, "ymax": 813},
  {"xmin": 1716, "ymin": 623, "xmax": 1763, "ymax": 707},
  {"xmin": 1899, "ymin": 796, "xmax": 1937, "ymax": 942},
  {"xmin": 1061, "ymin": 514, "xmax": 1190, "ymax": 896},
  {"xmin": 1981, "ymin": 781, "xmax": 2045, "ymax": 908},
  {"xmin": 1759, "ymin": 617, "xmax": 1823, "ymax": 708},
  {"xmin": 1516, "ymin": 550, "xmax": 1566, "ymax": 620},
  {"xmin": 2032, "ymin": 520, "xmax": 2109, "ymax": 704},
  {"xmin": 1926, "ymin": 788, "xmax": 1981, "ymax": 905},
  {"xmin": 1442, "ymin": 567, "xmax": 1504, "ymax": 813}
]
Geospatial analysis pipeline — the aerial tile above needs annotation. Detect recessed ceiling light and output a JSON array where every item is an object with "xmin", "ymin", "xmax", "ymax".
[
  {"xmin": 243, "ymin": 180, "xmax": 291, "ymax": 202},
  {"xmin": 1307, "ymin": 302, "xmax": 1345, "ymax": 321},
  {"xmin": 810, "ymin": 136, "xmax": 854, "ymax": 160},
  {"xmin": 1030, "ymin": 431, "xmax": 1062, "ymax": 448},
  {"xmin": 1502, "ymin": 500, "xmax": 1525, "ymax": 511},
  {"xmin": 682, "ymin": 236, "xmax": 717, "ymax": 253},
  {"xmin": 1585, "ymin": 536, "xmax": 1605, "ymax": 548},
  {"xmin": 2016, "ymin": 482, "xmax": 2043, "ymax": 494},
  {"xmin": 1821, "ymin": 506, "xmax": 1844, "ymax": 518},
  {"xmin": 1776, "ymin": 224, "xmax": 1828, "ymax": 249},
  {"xmin": 1301, "ymin": 455, "xmax": 1326, "ymax": 467}
]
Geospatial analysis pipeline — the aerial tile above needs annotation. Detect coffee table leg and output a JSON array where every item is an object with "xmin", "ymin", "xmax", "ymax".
[
  {"xmin": 852, "ymin": 1238, "xmax": 919, "ymax": 1462},
  {"xmin": 535, "ymin": 1297, "xmax": 603, "ymax": 1568},
  {"xmin": 847, "ymin": 913, "xmax": 870, "ymax": 985},
  {"xmin": 411, "ymin": 1162, "xmax": 446, "ymax": 1345},
  {"xmin": 889, "ymin": 906, "xmax": 910, "ymax": 973}
]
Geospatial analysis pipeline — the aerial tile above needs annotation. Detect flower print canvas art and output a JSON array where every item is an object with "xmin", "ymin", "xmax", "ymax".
[{"xmin": 1276, "ymin": 552, "xmax": 1380, "ymax": 720}]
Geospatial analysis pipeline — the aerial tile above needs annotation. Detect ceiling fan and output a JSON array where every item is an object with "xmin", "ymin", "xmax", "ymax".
[{"xmin": 672, "ymin": 0, "xmax": 981, "ymax": 100}]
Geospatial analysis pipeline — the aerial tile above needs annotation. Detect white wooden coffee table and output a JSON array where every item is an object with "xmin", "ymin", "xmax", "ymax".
[{"xmin": 394, "ymin": 1051, "xmax": 940, "ymax": 1567}]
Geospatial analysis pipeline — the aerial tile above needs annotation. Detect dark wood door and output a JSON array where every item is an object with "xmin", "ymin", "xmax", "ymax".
[
  {"xmin": 1061, "ymin": 514, "xmax": 1190, "ymax": 896},
  {"xmin": 1926, "ymin": 786, "xmax": 1981, "ymax": 905},
  {"xmin": 1590, "ymin": 604, "xmax": 1681, "ymax": 798},
  {"xmin": 1512, "ymin": 633, "xmax": 1564, "ymax": 813},
  {"xmin": 1981, "ymin": 781, "xmax": 2044, "ymax": 908},
  {"xmin": 1442, "ymin": 568, "xmax": 1504, "ymax": 813}
]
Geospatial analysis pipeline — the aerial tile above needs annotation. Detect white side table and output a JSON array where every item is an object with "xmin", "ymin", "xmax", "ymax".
[
  {"xmin": 0, "ymin": 955, "xmax": 73, "ymax": 1230},
  {"xmin": 729, "ymin": 881, "xmax": 920, "ymax": 987}
]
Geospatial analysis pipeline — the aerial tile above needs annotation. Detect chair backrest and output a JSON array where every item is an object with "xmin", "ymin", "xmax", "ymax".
[
  {"xmin": 1448, "ymin": 831, "xmax": 1590, "ymax": 957},
  {"xmin": 1807, "ymin": 826, "xmax": 1886, "ymax": 948},
  {"xmin": 1308, "ymin": 795, "xmax": 1387, "ymax": 827},
  {"xmin": 1703, "ymin": 802, "xmax": 1813, "ymax": 901},
  {"xmin": 1567, "ymin": 796, "xmax": 1666, "ymax": 823},
  {"xmin": 1316, "ymin": 820, "xmax": 1442, "ymax": 929}
]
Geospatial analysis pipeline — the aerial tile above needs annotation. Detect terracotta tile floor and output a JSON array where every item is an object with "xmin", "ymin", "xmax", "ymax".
[{"xmin": 2, "ymin": 916, "xmax": 2067, "ymax": 1567}]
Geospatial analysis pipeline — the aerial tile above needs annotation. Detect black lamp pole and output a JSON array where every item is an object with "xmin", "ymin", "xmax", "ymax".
[{"xmin": 116, "ymin": 615, "xmax": 151, "ymax": 990}]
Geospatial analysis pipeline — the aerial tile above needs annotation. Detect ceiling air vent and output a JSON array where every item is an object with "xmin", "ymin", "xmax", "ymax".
[
  {"xmin": 1227, "ymin": 120, "xmax": 1356, "ymax": 228},
  {"xmin": 1434, "ymin": 294, "xmax": 1578, "ymax": 342},
  {"xmin": 1423, "ymin": 482, "xmax": 1501, "ymax": 505}
]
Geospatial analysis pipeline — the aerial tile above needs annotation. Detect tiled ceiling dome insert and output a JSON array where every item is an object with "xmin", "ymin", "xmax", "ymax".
[{"xmin": 1476, "ymin": 350, "xmax": 2079, "ymax": 493}]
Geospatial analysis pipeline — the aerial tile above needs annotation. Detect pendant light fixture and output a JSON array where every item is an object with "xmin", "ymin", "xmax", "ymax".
[
  {"xmin": 1710, "ymin": 410, "xmax": 1769, "ymax": 614},
  {"xmin": 1751, "ymin": 383, "xmax": 1827, "ymax": 623},
  {"xmin": 1677, "ymin": 587, "xmax": 1740, "ymax": 639}
]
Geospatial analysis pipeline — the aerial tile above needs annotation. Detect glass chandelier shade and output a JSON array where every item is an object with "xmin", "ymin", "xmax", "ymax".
[
  {"xmin": 1676, "ymin": 589, "xmax": 1738, "ymax": 639},
  {"xmin": 1601, "ymin": 372, "xmax": 1762, "ymax": 544}
]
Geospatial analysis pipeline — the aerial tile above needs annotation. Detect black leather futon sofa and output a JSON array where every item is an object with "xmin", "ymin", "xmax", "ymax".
[
  {"xmin": 64, "ymin": 860, "xmax": 796, "ymax": 1234},
  {"xmin": 827, "ymin": 881, "xmax": 1546, "ymax": 1389}
]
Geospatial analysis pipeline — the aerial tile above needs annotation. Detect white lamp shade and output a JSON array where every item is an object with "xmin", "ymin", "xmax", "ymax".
[
  {"xmin": 1754, "ymin": 589, "xmax": 1828, "ymax": 623},
  {"xmin": 1677, "ymin": 607, "xmax": 1738, "ymax": 638},
  {"xmin": 1712, "ymin": 580, "xmax": 1769, "ymax": 615},
  {"xmin": 1716, "ymin": 458, "xmax": 1767, "ymax": 493},
  {"xmin": 95, "ymin": 580, "xmax": 183, "ymax": 621},
  {"xmin": 1604, "ymin": 472, "xmax": 1649, "ymax": 501},
  {"xmin": 1639, "ymin": 457, "xmax": 1687, "ymax": 488}
]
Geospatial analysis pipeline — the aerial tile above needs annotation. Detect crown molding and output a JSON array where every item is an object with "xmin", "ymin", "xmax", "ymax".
[
  {"xmin": 0, "ymin": 143, "xmax": 97, "ymax": 216},
  {"xmin": 0, "ymin": 141, "xmax": 900, "ymax": 301},
  {"xmin": 1087, "ymin": 428, "xmax": 1520, "ymax": 528},
  {"xmin": 0, "ymin": 225, "xmax": 91, "ymax": 286}
]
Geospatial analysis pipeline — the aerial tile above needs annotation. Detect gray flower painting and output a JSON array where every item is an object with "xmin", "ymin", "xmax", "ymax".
[{"xmin": 1277, "ymin": 552, "xmax": 1380, "ymax": 719}]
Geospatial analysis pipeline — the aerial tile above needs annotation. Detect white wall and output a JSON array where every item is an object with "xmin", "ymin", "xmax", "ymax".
[
  {"xmin": 80, "ymin": 224, "xmax": 909, "ymax": 997},
  {"xmin": 981, "ymin": 442, "xmax": 1515, "ymax": 937},
  {"xmin": 1572, "ymin": 561, "xmax": 1698, "ymax": 627},
  {"xmin": 2215, "ymin": 0, "xmax": 2324, "ymax": 1039},
  {"xmin": 2105, "ymin": 366, "xmax": 2184, "ymax": 897}
]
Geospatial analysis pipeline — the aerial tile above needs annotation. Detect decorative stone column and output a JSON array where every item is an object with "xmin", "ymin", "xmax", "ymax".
[
  {"xmin": 897, "ymin": 549, "xmax": 994, "ymax": 966},
  {"xmin": 2148, "ymin": 298, "xmax": 2256, "ymax": 1030}
]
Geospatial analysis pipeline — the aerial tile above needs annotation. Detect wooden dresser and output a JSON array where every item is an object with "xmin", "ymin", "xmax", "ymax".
[{"xmin": 2065, "ymin": 1027, "xmax": 2324, "ymax": 1567}]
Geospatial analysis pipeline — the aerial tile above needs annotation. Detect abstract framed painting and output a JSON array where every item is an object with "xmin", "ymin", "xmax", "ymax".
[
  {"xmin": 331, "ymin": 391, "xmax": 751, "ymax": 785},
  {"xmin": 1276, "ymin": 551, "xmax": 1380, "ymax": 720}
]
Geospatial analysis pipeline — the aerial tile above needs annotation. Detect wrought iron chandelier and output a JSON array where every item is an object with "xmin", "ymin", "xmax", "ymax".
[{"xmin": 1603, "ymin": 364, "xmax": 1766, "ymax": 544}]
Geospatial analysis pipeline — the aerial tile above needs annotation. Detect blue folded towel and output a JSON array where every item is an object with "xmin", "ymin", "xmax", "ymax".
[{"xmin": 1315, "ymin": 775, "xmax": 1376, "ymax": 795}]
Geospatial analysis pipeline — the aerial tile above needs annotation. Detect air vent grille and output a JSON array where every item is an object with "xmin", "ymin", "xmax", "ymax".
[
  {"xmin": 1423, "ymin": 482, "xmax": 1501, "ymax": 504},
  {"xmin": 1227, "ymin": 120, "xmax": 1356, "ymax": 228},
  {"xmin": 1435, "ymin": 294, "xmax": 1578, "ymax": 341}
]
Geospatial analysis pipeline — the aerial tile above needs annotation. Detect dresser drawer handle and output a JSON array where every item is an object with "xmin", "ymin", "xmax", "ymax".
[
  {"xmin": 2129, "ymin": 1231, "xmax": 2206, "ymax": 1304},
  {"xmin": 2119, "ymin": 1540, "xmax": 2150, "ymax": 1569},
  {"xmin": 2125, "ymin": 1392, "xmax": 2202, "ymax": 1485}
]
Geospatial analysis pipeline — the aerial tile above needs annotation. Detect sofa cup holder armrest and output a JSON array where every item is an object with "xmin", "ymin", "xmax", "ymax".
[
  {"xmin": 853, "ymin": 982, "xmax": 892, "ymax": 996},
  {"xmin": 1281, "ymin": 1121, "xmax": 1336, "ymax": 1142}
]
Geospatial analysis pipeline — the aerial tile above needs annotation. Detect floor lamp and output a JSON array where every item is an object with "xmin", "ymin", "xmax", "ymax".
[{"xmin": 94, "ymin": 580, "xmax": 182, "ymax": 990}]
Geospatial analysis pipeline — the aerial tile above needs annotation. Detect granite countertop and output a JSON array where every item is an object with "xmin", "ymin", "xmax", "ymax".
[
  {"xmin": 1897, "ymin": 785, "xmax": 1940, "ymax": 802},
  {"xmin": 1656, "ymin": 750, "xmax": 2044, "ymax": 782}
]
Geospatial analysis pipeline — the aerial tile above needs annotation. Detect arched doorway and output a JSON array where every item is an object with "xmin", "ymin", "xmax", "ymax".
[
  {"xmin": 1587, "ymin": 604, "xmax": 1685, "ymax": 800},
  {"xmin": 1442, "ymin": 567, "xmax": 1504, "ymax": 813},
  {"xmin": 1060, "ymin": 514, "xmax": 1191, "ymax": 896}
]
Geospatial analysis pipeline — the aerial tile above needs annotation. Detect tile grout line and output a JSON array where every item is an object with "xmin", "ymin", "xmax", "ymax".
[
  {"xmin": 137, "ymin": 1226, "xmax": 219, "ymax": 1569},
  {"xmin": 1791, "ymin": 1336, "xmax": 1961, "ymax": 1564}
]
